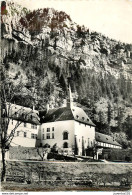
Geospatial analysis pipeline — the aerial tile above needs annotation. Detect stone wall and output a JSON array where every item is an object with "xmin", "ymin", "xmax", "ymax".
[{"xmin": 9, "ymin": 146, "xmax": 49, "ymax": 160}]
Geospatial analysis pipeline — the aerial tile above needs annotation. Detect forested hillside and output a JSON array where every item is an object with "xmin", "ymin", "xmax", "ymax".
[{"xmin": 1, "ymin": 1, "xmax": 132, "ymax": 148}]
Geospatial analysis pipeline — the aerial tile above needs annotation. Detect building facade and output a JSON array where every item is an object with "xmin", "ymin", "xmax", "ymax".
[
  {"xmin": 6, "ymin": 103, "xmax": 40, "ymax": 147},
  {"xmin": 8, "ymin": 119, "xmax": 40, "ymax": 147},
  {"xmin": 5, "ymin": 82, "xmax": 122, "ymax": 155},
  {"xmin": 95, "ymin": 132, "xmax": 122, "ymax": 149},
  {"xmin": 41, "ymin": 106, "xmax": 96, "ymax": 155}
]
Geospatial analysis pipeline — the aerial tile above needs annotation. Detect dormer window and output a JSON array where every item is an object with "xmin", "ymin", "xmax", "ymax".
[
  {"xmin": 106, "ymin": 138, "xmax": 108, "ymax": 140},
  {"xmin": 87, "ymin": 118, "xmax": 89, "ymax": 121},
  {"xmin": 76, "ymin": 115, "xmax": 79, "ymax": 119},
  {"xmin": 82, "ymin": 117, "xmax": 85, "ymax": 120},
  {"xmin": 14, "ymin": 112, "xmax": 18, "ymax": 117}
]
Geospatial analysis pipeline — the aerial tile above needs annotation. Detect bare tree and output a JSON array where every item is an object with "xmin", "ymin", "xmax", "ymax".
[
  {"xmin": 0, "ymin": 66, "xmax": 39, "ymax": 181},
  {"xmin": 37, "ymin": 147, "xmax": 49, "ymax": 161}
]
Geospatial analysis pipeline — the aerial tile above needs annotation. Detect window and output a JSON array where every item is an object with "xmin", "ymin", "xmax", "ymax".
[
  {"xmin": 52, "ymin": 127, "xmax": 54, "ymax": 131},
  {"xmin": 35, "ymin": 134, "xmax": 37, "ymax": 139},
  {"xmin": 31, "ymin": 133, "xmax": 37, "ymax": 139},
  {"xmin": 47, "ymin": 128, "xmax": 50, "ymax": 132},
  {"xmin": 63, "ymin": 131, "xmax": 68, "ymax": 140},
  {"xmin": 52, "ymin": 133, "xmax": 54, "ymax": 139},
  {"xmin": 30, "ymin": 115, "xmax": 32, "ymax": 120},
  {"xmin": 15, "ymin": 112, "xmax": 18, "ymax": 117},
  {"xmin": 82, "ymin": 117, "xmax": 85, "ymax": 120},
  {"xmin": 76, "ymin": 115, "xmax": 79, "ymax": 119},
  {"xmin": 87, "ymin": 118, "xmax": 89, "ymax": 121},
  {"xmin": 31, "ymin": 133, "xmax": 35, "ymax": 139},
  {"xmin": 17, "ymin": 131, "xmax": 19, "ymax": 136},
  {"xmin": 12, "ymin": 120, "xmax": 13, "ymax": 125},
  {"xmin": 42, "ymin": 134, "xmax": 45, "ymax": 140},
  {"xmin": 31, "ymin": 124, "xmax": 37, "ymax": 129},
  {"xmin": 24, "ymin": 132, "xmax": 26, "ymax": 137},
  {"xmin": 63, "ymin": 142, "xmax": 68, "ymax": 148},
  {"xmin": 24, "ymin": 122, "xmax": 26, "ymax": 127},
  {"xmin": 46, "ymin": 133, "xmax": 50, "ymax": 139}
]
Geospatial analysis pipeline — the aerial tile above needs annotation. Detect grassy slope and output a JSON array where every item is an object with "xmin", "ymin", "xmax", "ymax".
[{"xmin": 1, "ymin": 161, "xmax": 132, "ymax": 191}]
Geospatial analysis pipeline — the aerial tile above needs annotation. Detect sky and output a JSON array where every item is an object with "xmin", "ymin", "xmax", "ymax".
[{"xmin": 13, "ymin": 0, "xmax": 132, "ymax": 43}]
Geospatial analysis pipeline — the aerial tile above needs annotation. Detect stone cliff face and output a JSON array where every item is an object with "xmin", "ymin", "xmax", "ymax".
[
  {"xmin": 1, "ymin": 1, "xmax": 132, "ymax": 144},
  {"xmin": 2, "ymin": 2, "xmax": 132, "ymax": 77}
]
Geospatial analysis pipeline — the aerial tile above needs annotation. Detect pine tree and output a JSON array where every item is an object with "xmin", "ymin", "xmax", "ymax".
[
  {"xmin": 82, "ymin": 136, "xmax": 85, "ymax": 156},
  {"xmin": 107, "ymin": 101, "xmax": 112, "ymax": 134},
  {"xmin": 74, "ymin": 135, "xmax": 78, "ymax": 155}
]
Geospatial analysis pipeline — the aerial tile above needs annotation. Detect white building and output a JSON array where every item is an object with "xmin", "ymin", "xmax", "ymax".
[
  {"xmin": 39, "ymin": 84, "xmax": 122, "ymax": 156},
  {"xmin": 6, "ymin": 103, "xmax": 40, "ymax": 147},
  {"xmin": 4, "ymin": 83, "xmax": 122, "ymax": 155},
  {"xmin": 95, "ymin": 132, "xmax": 122, "ymax": 149},
  {"xmin": 40, "ymin": 103, "xmax": 96, "ymax": 156}
]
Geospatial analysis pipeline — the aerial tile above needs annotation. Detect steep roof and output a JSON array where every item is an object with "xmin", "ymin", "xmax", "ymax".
[
  {"xmin": 95, "ymin": 132, "xmax": 121, "ymax": 147},
  {"xmin": 42, "ymin": 106, "xmax": 96, "ymax": 126},
  {"xmin": 7, "ymin": 103, "xmax": 40, "ymax": 125}
]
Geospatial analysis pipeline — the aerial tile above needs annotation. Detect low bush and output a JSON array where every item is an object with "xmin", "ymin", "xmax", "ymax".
[{"xmin": 102, "ymin": 148, "xmax": 132, "ymax": 162}]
